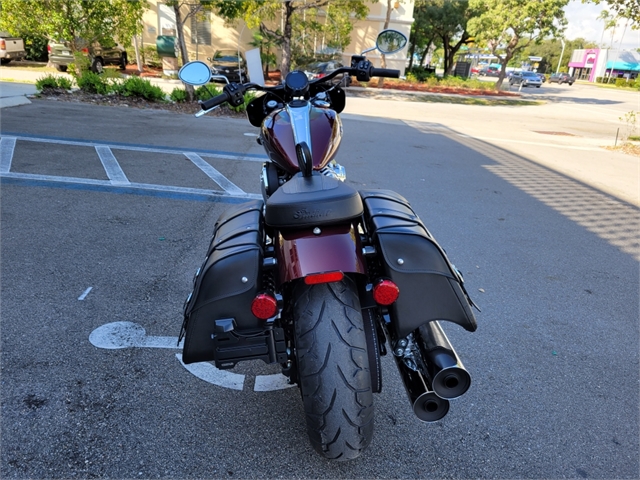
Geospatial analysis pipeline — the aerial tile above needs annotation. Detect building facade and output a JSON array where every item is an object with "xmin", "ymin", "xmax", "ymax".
[
  {"xmin": 139, "ymin": 0, "xmax": 414, "ymax": 74},
  {"xmin": 569, "ymin": 48, "xmax": 640, "ymax": 82}
]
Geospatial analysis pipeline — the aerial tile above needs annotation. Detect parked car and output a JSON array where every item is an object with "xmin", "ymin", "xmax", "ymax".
[
  {"xmin": 478, "ymin": 66, "xmax": 500, "ymax": 77},
  {"xmin": 509, "ymin": 71, "xmax": 542, "ymax": 88},
  {"xmin": 0, "ymin": 32, "xmax": 26, "ymax": 64},
  {"xmin": 300, "ymin": 60, "xmax": 351, "ymax": 85},
  {"xmin": 548, "ymin": 72, "xmax": 575, "ymax": 85},
  {"xmin": 48, "ymin": 39, "xmax": 127, "ymax": 73},
  {"xmin": 209, "ymin": 50, "xmax": 247, "ymax": 83}
]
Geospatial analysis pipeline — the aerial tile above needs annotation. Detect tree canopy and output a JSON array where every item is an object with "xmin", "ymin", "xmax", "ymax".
[
  {"xmin": 0, "ymin": 0, "xmax": 147, "ymax": 51},
  {"xmin": 211, "ymin": 0, "xmax": 369, "ymax": 75},
  {"xmin": 468, "ymin": 0, "xmax": 569, "ymax": 87},
  {"xmin": 585, "ymin": 0, "xmax": 639, "ymax": 27}
]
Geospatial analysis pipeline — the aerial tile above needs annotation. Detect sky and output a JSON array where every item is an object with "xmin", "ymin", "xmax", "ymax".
[{"xmin": 564, "ymin": 0, "xmax": 640, "ymax": 50}]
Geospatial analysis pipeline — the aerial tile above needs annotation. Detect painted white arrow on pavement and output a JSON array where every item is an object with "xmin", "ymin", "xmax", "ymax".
[{"xmin": 89, "ymin": 321, "xmax": 294, "ymax": 392}]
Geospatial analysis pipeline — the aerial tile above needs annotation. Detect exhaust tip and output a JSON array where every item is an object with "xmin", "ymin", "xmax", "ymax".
[
  {"xmin": 413, "ymin": 391, "xmax": 449, "ymax": 422},
  {"xmin": 433, "ymin": 367, "xmax": 471, "ymax": 399}
]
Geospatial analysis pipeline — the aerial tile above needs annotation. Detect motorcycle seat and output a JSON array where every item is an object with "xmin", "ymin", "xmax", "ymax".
[{"xmin": 265, "ymin": 172, "xmax": 363, "ymax": 228}]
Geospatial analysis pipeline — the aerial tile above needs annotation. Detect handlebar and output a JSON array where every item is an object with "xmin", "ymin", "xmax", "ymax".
[
  {"xmin": 200, "ymin": 91, "xmax": 230, "ymax": 111},
  {"xmin": 370, "ymin": 68, "xmax": 400, "ymax": 78},
  {"xmin": 197, "ymin": 63, "xmax": 400, "ymax": 112}
]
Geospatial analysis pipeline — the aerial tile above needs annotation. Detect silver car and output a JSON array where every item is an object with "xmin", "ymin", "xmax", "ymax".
[{"xmin": 509, "ymin": 71, "xmax": 542, "ymax": 88}]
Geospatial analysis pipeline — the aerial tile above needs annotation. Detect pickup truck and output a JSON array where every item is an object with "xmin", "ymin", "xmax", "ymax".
[{"xmin": 0, "ymin": 32, "xmax": 26, "ymax": 64}]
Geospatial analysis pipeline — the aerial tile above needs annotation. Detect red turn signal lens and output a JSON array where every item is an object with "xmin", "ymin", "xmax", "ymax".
[
  {"xmin": 304, "ymin": 271, "xmax": 344, "ymax": 285},
  {"xmin": 373, "ymin": 279, "xmax": 399, "ymax": 305},
  {"xmin": 251, "ymin": 293, "xmax": 278, "ymax": 320}
]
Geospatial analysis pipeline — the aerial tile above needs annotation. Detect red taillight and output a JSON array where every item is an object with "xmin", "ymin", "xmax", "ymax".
[
  {"xmin": 304, "ymin": 271, "xmax": 344, "ymax": 285},
  {"xmin": 47, "ymin": 44, "xmax": 51, "ymax": 53},
  {"xmin": 372, "ymin": 279, "xmax": 399, "ymax": 305},
  {"xmin": 81, "ymin": 48, "xmax": 89, "ymax": 54},
  {"xmin": 317, "ymin": 72, "xmax": 326, "ymax": 78},
  {"xmin": 251, "ymin": 293, "xmax": 278, "ymax": 320},
  {"xmin": 0, "ymin": 40, "xmax": 5, "ymax": 50}
]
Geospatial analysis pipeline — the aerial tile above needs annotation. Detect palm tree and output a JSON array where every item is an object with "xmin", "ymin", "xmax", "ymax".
[{"xmin": 597, "ymin": 10, "xmax": 618, "ymax": 48}]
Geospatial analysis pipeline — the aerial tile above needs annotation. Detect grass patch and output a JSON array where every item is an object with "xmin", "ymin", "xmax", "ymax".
[{"xmin": 628, "ymin": 135, "xmax": 640, "ymax": 141}]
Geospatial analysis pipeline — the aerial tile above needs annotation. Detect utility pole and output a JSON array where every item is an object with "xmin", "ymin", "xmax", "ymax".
[{"xmin": 556, "ymin": 38, "xmax": 566, "ymax": 74}]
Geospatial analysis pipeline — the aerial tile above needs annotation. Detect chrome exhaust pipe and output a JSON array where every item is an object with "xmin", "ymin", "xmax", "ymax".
[
  {"xmin": 392, "ymin": 352, "xmax": 449, "ymax": 422},
  {"xmin": 416, "ymin": 321, "xmax": 471, "ymax": 400}
]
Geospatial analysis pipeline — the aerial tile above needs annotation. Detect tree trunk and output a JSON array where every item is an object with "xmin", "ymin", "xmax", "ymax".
[
  {"xmin": 442, "ymin": 36, "xmax": 451, "ymax": 74},
  {"xmin": 173, "ymin": 3, "xmax": 194, "ymax": 101},
  {"xmin": 280, "ymin": 1, "xmax": 295, "ymax": 76},
  {"xmin": 419, "ymin": 42, "xmax": 431, "ymax": 66},
  {"xmin": 407, "ymin": 39, "xmax": 416, "ymax": 70},
  {"xmin": 377, "ymin": 0, "xmax": 393, "ymax": 87},
  {"xmin": 133, "ymin": 34, "xmax": 143, "ymax": 73}
]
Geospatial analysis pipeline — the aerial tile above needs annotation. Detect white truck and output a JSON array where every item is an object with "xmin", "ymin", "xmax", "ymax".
[{"xmin": 0, "ymin": 32, "xmax": 26, "ymax": 65}]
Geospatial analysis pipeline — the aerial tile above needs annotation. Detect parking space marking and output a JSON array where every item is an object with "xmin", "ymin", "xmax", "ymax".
[
  {"xmin": 0, "ymin": 171, "xmax": 261, "ymax": 202},
  {"xmin": 0, "ymin": 133, "xmax": 268, "ymax": 162},
  {"xmin": 78, "ymin": 287, "xmax": 93, "ymax": 301},
  {"xmin": 0, "ymin": 136, "xmax": 16, "ymax": 173},
  {"xmin": 96, "ymin": 146, "xmax": 130, "ymax": 185},
  {"xmin": 184, "ymin": 152, "xmax": 245, "ymax": 195},
  {"xmin": 89, "ymin": 321, "xmax": 294, "ymax": 391},
  {"xmin": 0, "ymin": 134, "xmax": 263, "ymax": 202}
]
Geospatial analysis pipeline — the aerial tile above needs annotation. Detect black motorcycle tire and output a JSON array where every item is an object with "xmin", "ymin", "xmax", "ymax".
[{"xmin": 292, "ymin": 277, "xmax": 374, "ymax": 460}]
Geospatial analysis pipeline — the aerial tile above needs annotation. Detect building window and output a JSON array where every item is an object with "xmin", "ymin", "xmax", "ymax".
[{"xmin": 190, "ymin": 8, "xmax": 211, "ymax": 45}]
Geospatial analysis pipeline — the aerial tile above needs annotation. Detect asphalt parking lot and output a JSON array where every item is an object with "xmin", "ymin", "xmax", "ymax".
[{"xmin": 1, "ymin": 77, "xmax": 639, "ymax": 478}]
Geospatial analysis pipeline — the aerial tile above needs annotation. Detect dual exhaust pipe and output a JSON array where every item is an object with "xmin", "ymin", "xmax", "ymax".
[{"xmin": 392, "ymin": 320, "xmax": 471, "ymax": 422}]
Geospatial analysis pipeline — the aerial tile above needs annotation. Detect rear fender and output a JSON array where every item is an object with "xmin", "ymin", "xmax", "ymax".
[{"xmin": 275, "ymin": 223, "xmax": 366, "ymax": 283}]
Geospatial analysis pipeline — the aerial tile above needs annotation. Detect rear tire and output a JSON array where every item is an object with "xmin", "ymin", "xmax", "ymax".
[
  {"xmin": 292, "ymin": 278, "xmax": 374, "ymax": 460},
  {"xmin": 54, "ymin": 64, "xmax": 68, "ymax": 72}
]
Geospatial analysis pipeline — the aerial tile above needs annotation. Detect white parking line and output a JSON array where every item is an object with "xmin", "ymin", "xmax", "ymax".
[
  {"xmin": 78, "ymin": 287, "xmax": 93, "ymax": 300},
  {"xmin": 95, "ymin": 145, "xmax": 130, "ymax": 185},
  {"xmin": 0, "ymin": 136, "xmax": 16, "ymax": 173},
  {"xmin": 1, "ymin": 171, "xmax": 262, "ymax": 201},
  {"xmin": 89, "ymin": 321, "xmax": 293, "ymax": 391},
  {"xmin": 184, "ymin": 152, "xmax": 246, "ymax": 195}
]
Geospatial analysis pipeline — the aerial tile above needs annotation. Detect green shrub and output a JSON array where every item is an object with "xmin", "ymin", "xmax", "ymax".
[
  {"xmin": 35, "ymin": 74, "xmax": 73, "ymax": 94},
  {"xmin": 35, "ymin": 74, "xmax": 61, "ymax": 91},
  {"xmin": 142, "ymin": 46, "xmax": 162, "ymax": 68},
  {"xmin": 76, "ymin": 71, "xmax": 111, "ymax": 94},
  {"xmin": 595, "ymin": 76, "xmax": 603, "ymax": 83},
  {"xmin": 56, "ymin": 76, "xmax": 73, "ymax": 90},
  {"xmin": 195, "ymin": 85, "xmax": 222, "ymax": 101},
  {"xmin": 111, "ymin": 76, "xmax": 165, "ymax": 101},
  {"xmin": 406, "ymin": 66, "xmax": 436, "ymax": 83},
  {"xmin": 615, "ymin": 78, "xmax": 628, "ymax": 87},
  {"xmin": 170, "ymin": 87, "xmax": 188, "ymax": 102},
  {"xmin": 69, "ymin": 51, "xmax": 92, "ymax": 77},
  {"xmin": 23, "ymin": 35, "xmax": 49, "ymax": 62}
]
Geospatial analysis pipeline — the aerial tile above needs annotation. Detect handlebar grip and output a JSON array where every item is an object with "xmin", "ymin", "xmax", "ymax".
[
  {"xmin": 200, "ymin": 91, "xmax": 230, "ymax": 110},
  {"xmin": 370, "ymin": 68, "xmax": 400, "ymax": 78}
]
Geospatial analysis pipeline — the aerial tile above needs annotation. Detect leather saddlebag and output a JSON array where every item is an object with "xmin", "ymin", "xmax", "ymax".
[
  {"xmin": 180, "ymin": 200, "xmax": 265, "ymax": 364},
  {"xmin": 360, "ymin": 190, "xmax": 477, "ymax": 338}
]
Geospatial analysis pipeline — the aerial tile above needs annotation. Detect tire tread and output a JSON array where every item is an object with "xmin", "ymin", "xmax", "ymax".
[{"xmin": 293, "ymin": 278, "xmax": 374, "ymax": 460}]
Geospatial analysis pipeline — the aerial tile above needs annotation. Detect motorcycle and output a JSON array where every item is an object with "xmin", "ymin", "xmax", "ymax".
[{"xmin": 178, "ymin": 30, "xmax": 478, "ymax": 461}]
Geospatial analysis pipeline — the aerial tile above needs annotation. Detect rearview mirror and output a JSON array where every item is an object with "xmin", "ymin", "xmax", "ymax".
[
  {"xmin": 178, "ymin": 61, "xmax": 211, "ymax": 86},
  {"xmin": 376, "ymin": 30, "xmax": 407, "ymax": 55}
]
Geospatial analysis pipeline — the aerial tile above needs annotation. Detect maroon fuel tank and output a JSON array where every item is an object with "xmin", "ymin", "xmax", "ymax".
[
  {"xmin": 260, "ymin": 106, "xmax": 342, "ymax": 174},
  {"xmin": 275, "ymin": 223, "xmax": 365, "ymax": 283}
]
